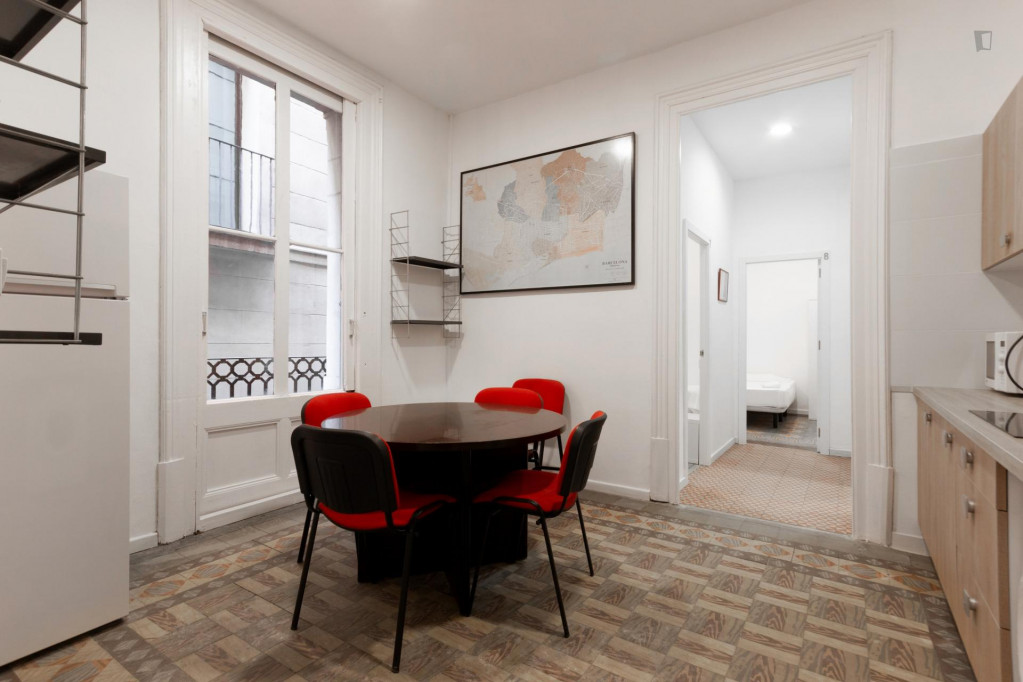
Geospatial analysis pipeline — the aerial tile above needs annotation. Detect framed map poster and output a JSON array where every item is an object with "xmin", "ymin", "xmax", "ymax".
[{"xmin": 460, "ymin": 132, "xmax": 635, "ymax": 294}]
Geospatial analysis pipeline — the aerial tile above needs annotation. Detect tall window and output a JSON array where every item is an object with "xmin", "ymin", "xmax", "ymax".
[{"xmin": 206, "ymin": 48, "xmax": 348, "ymax": 401}]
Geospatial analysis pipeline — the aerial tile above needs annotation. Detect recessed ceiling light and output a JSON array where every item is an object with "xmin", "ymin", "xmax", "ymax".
[{"xmin": 769, "ymin": 122, "xmax": 793, "ymax": 138}]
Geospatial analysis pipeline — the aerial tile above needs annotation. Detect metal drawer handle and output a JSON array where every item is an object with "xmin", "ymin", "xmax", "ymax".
[
  {"xmin": 963, "ymin": 589, "xmax": 978, "ymax": 614},
  {"xmin": 925, "ymin": 412, "xmax": 933, "ymax": 423},
  {"xmin": 944, "ymin": 431, "xmax": 954, "ymax": 445},
  {"xmin": 961, "ymin": 447, "xmax": 975, "ymax": 468},
  {"xmin": 963, "ymin": 495, "xmax": 976, "ymax": 516}
]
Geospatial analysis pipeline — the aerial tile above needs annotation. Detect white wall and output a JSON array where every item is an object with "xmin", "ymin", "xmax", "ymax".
[
  {"xmin": 746, "ymin": 260, "xmax": 819, "ymax": 414},
  {"xmin": 380, "ymin": 85, "xmax": 452, "ymax": 405},
  {"xmin": 888, "ymin": 135, "xmax": 1023, "ymax": 553},
  {"xmin": 732, "ymin": 168, "xmax": 852, "ymax": 451},
  {"xmin": 680, "ymin": 118, "xmax": 737, "ymax": 463},
  {"xmin": 446, "ymin": 0, "xmax": 1023, "ymax": 504}
]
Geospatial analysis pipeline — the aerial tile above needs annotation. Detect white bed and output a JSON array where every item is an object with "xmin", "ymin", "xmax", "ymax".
[{"xmin": 746, "ymin": 373, "xmax": 796, "ymax": 414}]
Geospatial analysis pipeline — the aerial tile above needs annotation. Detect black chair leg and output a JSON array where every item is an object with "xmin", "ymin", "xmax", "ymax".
[
  {"xmin": 575, "ymin": 499, "xmax": 594, "ymax": 577},
  {"xmin": 470, "ymin": 509, "xmax": 497, "ymax": 607},
  {"xmin": 557, "ymin": 434, "xmax": 563, "ymax": 461},
  {"xmin": 297, "ymin": 502, "xmax": 312, "ymax": 564},
  {"xmin": 392, "ymin": 528, "xmax": 416, "ymax": 673},
  {"xmin": 291, "ymin": 510, "xmax": 319, "ymax": 630},
  {"xmin": 535, "ymin": 440, "xmax": 545, "ymax": 470},
  {"xmin": 538, "ymin": 515, "xmax": 569, "ymax": 638}
]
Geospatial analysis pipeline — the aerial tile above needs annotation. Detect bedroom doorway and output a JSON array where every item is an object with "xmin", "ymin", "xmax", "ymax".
[
  {"xmin": 673, "ymin": 73, "xmax": 856, "ymax": 535},
  {"xmin": 738, "ymin": 254, "xmax": 829, "ymax": 455}
]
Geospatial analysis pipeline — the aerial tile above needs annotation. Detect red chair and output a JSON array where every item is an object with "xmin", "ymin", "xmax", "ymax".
[
  {"xmin": 471, "ymin": 411, "xmax": 607, "ymax": 638},
  {"xmin": 290, "ymin": 425, "xmax": 453, "ymax": 673},
  {"xmin": 474, "ymin": 386, "xmax": 543, "ymax": 409},
  {"xmin": 513, "ymin": 378, "xmax": 566, "ymax": 470},
  {"xmin": 297, "ymin": 392, "xmax": 372, "ymax": 563}
]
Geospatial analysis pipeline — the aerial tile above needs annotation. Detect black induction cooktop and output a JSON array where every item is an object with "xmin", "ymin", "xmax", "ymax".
[{"xmin": 970, "ymin": 410, "xmax": 1023, "ymax": 438}]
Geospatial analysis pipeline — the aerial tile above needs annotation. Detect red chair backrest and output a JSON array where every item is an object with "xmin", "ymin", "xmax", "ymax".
[
  {"xmin": 301, "ymin": 391, "xmax": 371, "ymax": 427},
  {"xmin": 512, "ymin": 378, "xmax": 565, "ymax": 415},
  {"xmin": 555, "ymin": 411, "xmax": 607, "ymax": 500},
  {"xmin": 291, "ymin": 425, "xmax": 401, "ymax": 527},
  {"xmin": 474, "ymin": 387, "xmax": 543, "ymax": 409}
]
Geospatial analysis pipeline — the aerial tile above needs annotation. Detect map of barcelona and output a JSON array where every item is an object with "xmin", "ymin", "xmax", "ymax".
[{"xmin": 460, "ymin": 134, "xmax": 634, "ymax": 293}]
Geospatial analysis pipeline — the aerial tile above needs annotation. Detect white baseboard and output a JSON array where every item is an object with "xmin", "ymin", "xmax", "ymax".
[
  {"xmin": 828, "ymin": 449, "xmax": 852, "ymax": 457},
  {"xmin": 709, "ymin": 438, "xmax": 736, "ymax": 465},
  {"xmin": 586, "ymin": 479, "xmax": 650, "ymax": 501},
  {"xmin": 129, "ymin": 532, "xmax": 159, "ymax": 554},
  {"xmin": 890, "ymin": 532, "xmax": 929, "ymax": 556},
  {"xmin": 197, "ymin": 489, "xmax": 305, "ymax": 532}
]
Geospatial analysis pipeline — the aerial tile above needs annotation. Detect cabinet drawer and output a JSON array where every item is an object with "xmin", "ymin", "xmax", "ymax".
[
  {"xmin": 956, "ymin": 475, "xmax": 1009, "ymax": 627},
  {"xmin": 952, "ymin": 572, "xmax": 1012, "ymax": 682},
  {"xmin": 956, "ymin": 435, "xmax": 1007, "ymax": 510}
]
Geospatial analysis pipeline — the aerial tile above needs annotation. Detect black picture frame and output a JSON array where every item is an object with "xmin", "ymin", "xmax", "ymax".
[{"xmin": 459, "ymin": 132, "xmax": 636, "ymax": 295}]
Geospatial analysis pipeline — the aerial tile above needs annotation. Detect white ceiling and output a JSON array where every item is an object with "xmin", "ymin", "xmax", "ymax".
[
  {"xmin": 243, "ymin": 0, "xmax": 813, "ymax": 113},
  {"xmin": 690, "ymin": 76, "xmax": 852, "ymax": 181}
]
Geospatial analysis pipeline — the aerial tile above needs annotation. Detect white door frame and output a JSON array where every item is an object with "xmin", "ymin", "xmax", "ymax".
[
  {"xmin": 158, "ymin": 0, "xmax": 384, "ymax": 543},
  {"xmin": 737, "ymin": 253, "xmax": 831, "ymax": 457},
  {"xmin": 678, "ymin": 220, "xmax": 711, "ymax": 495},
  {"xmin": 651, "ymin": 33, "xmax": 892, "ymax": 545}
]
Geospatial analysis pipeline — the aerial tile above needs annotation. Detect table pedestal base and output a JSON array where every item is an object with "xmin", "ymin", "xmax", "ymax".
[{"xmin": 353, "ymin": 445, "xmax": 529, "ymax": 615}]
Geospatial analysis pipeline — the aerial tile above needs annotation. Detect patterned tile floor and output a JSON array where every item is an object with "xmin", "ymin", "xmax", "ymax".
[
  {"xmin": 747, "ymin": 414, "xmax": 818, "ymax": 451},
  {"xmin": 0, "ymin": 492, "xmax": 969, "ymax": 682},
  {"xmin": 680, "ymin": 443, "xmax": 852, "ymax": 535}
]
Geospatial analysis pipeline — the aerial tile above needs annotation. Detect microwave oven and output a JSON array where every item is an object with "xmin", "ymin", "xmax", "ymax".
[{"xmin": 986, "ymin": 332, "xmax": 1023, "ymax": 394}]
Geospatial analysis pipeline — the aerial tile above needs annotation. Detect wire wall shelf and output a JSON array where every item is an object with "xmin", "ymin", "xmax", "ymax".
[
  {"xmin": 0, "ymin": 0, "xmax": 105, "ymax": 345},
  {"xmin": 389, "ymin": 210, "xmax": 462, "ymax": 339}
]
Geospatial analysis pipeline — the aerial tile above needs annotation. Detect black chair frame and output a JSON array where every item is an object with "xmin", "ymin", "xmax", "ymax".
[
  {"xmin": 470, "ymin": 413, "xmax": 606, "ymax": 638},
  {"xmin": 290, "ymin": 425, "xmax": 448, "ymax": 673},
  {"xmin": 529, "ymin": 433, "xmax": 564, "ymax": 472}
]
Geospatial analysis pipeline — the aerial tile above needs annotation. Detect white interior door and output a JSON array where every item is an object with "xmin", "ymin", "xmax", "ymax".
[
  {"xmin": 198, "ymin": 38, "xmax": 357, "ymax": 530},
  {"xmin": 808, "ymin": 300, "xmax": 818, "ymax": 421},
  {"xmin": 678, "ymin": 221, "xmax": 711, "ymax": 497},
  {"xmin": 816, "ymin": 255, "xmax": 831, "ymax": 455}
]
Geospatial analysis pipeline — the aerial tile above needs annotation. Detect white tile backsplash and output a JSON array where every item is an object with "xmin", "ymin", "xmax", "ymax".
[
  {"xmin": 889, "ymin": 153, "xmax": 983, "ymax": 222},
  {"xmin": 890, "ymin": 213, "xmax": 981, "ymax": 277},
  {"xmin": 890, "ymin": 271, "xmax": 1023, "ymax": 332}
]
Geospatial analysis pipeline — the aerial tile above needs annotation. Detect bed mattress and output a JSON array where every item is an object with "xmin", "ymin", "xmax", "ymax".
[{"xmin": 746, "ymin": 373, "xmax": 796, "ymax": 412}]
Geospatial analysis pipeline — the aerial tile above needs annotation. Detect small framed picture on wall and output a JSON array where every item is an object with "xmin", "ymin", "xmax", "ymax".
[{"xmin": 717, "ymin": 268, "xmax": 729, "ymax": 302}]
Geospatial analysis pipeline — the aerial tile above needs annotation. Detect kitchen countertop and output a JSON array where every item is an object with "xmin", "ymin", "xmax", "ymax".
[{"xmin": 914, "ymin": 387, "xmax": 1023, "ymax": 481}]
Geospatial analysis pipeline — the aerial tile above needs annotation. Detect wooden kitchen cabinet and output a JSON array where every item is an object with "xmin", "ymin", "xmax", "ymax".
[
  {"xmin": 982, "ymin": 76, "xmax": 1023, "ymax": 269},
  {"xmin": 917, "ymin": 401, "xmax": 1011, "ymax": 681}
]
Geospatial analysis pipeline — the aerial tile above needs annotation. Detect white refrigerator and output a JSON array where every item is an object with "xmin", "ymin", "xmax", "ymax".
[{"xmin": 0, "ymin": 171, "xmax": 130, "ymax": 666}]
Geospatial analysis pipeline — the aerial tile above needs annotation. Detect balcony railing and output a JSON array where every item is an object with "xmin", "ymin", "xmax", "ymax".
[
  {"xmin": 207, "ymin": 356, "xmax": 327, "ymax": 400},
  {"xmin": 208, "ymin": 138, "xmax": 275, "ymax": 236}
]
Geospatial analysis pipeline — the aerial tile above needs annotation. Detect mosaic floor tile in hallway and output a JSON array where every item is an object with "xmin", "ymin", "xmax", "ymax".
[
  {"xmin": 0, "ymin": 495, "xmax": 967, "ymax": 681},
  {"xmin": 680, "ymin": 443, "xmax": 852, "ymax": 535}
]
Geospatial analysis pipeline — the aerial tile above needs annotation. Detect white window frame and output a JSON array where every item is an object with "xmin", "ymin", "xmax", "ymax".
[
  {"xmin": 205, "ymin": 38, "xmax": 356, "ymax": 401},
  {"xmin": 159, "ymin": 0, "xmax": 384, "ymax": 543}
]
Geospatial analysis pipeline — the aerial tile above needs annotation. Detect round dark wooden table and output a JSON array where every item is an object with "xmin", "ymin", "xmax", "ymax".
[{"xmin": 321, "ymin": 402, "xmax": 567, "ymax": 615}]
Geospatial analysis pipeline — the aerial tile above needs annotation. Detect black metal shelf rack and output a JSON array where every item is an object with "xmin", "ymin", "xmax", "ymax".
[{"xmin": 0, "ymin": 0, "xmax": 104, "ymax": 345}]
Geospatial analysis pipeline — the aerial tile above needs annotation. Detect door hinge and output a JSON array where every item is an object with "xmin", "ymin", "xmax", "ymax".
[
  {"xmin": 348, "ymin": 317, "xmax": 357, "ymax": 339},
  {"xmin": 818, "ymin": 427, "xmax": 821, "ymax": 437},
  {"xmin": 818, "ymin": 340, "xmax": 821, "ymax": 350},
  {"xmin": 201, "ymin": 311, "xmax": 207, "ymax": 336}
]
